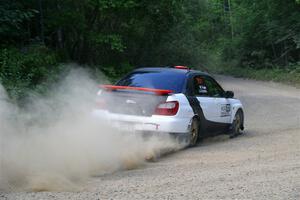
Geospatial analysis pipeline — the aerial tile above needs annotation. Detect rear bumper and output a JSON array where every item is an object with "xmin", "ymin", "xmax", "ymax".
[{"xmin": 92, "ymin": 109, "xmax": 191, "ymax": 134}]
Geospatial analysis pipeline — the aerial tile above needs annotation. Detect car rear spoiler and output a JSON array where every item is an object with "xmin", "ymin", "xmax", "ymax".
[{"xmin": 99, "ymin": 85, "xmax": 173, "ymax": 96}]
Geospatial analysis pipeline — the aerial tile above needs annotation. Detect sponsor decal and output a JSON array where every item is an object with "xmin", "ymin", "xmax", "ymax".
[{"xmin": 221, "ymin": 104, "xmax": 231, "ymax": 117}]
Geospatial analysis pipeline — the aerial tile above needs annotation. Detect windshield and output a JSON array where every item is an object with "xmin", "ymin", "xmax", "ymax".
[{"xmin": 116, "ymin": 71, "xmax": 186, "ymax": 93}]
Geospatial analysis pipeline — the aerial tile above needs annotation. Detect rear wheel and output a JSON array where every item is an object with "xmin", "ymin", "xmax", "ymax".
[{"xmin": 188, "ymin": 118, "xmax": 199, "ymax": 146}]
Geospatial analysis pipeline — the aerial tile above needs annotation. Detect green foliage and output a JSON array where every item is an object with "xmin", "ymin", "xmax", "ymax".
[
  {"xmin": 0, "ymin": 0, "xmax": 300, "ymax": 101},
  {"xmin": 0, "ymin": 45, "xmax": 61, "ymax": 101},
  {"xmin": 101, "ymin": 63, "xmax": 134, "ymax": 82},
  {"xmin": 0, "ymin": 0, "xmax": 38, "ymax": 44},
  {"xmin": 213, "ymin": 0, "xmax": 300, "ymax": 68},
  {"xmin": 90, "ymin": 34, "xmax": 125, "ymax": 52}
]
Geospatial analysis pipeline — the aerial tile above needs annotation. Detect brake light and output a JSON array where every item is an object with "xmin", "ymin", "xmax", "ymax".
[
  {"xmin": 174, "ymin": 66, "xmax": 189, "ymax": 70},
  {"xmin": 154, "ymin": 101, "xmax": 179, "ymax": 116}
]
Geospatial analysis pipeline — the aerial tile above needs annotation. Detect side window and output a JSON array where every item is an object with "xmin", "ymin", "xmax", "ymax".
[
  {"xmin": 193, "ymin": 76, "xmax": 209, "ymax": 96},
  {"xmin": 193, "ymin": 75, "xmax": 224, "ymax": 97},
  {"xmin": 204, "ymin": 77, "xmax": 225, "ymax": 97}
]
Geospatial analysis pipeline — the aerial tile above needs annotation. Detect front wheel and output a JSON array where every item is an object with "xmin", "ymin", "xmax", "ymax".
[{"xmin": 230, "ymin": 110, "xmax": 244, "ymax": 138}]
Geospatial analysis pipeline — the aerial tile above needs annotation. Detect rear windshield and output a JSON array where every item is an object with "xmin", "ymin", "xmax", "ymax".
[{"xmin": 116, "ymin": 71, "xmax": 186, "ymax": 93}]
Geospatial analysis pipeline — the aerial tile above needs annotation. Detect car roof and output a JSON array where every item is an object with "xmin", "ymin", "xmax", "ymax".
[{"xmin": 133, "ymin": 67, "xmax": 210, "ymax": 77}]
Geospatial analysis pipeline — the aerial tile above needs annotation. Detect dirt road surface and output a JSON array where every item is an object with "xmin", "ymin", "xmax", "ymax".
[{"xmin": 1, "ymin": 76, "xmax": 300, "ymax": 200}]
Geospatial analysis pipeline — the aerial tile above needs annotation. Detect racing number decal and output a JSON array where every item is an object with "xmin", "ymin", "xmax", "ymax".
[{"xmin": 221, "ymin": 104, "xmax": 231, "ymax": 117}]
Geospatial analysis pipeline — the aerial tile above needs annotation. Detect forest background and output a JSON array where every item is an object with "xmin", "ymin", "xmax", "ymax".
[{"xmin": 1, "ymin": 0, "xmax": 299, "ymax": 101}]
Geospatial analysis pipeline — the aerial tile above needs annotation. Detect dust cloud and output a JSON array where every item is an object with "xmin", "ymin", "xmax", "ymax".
[{"xmin": 0, "ymin": 67, "xmax": 183, "ymax": 192}]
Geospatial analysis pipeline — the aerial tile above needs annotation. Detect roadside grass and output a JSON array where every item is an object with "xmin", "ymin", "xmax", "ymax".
[{"xmin": 209, "ymin": 65, "xmax": 300, "ymax": 88}]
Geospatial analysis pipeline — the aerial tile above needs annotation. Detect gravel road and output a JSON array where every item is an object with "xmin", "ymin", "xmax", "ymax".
[{"xmin": 1, "ymin": 76, "xmax": 300, "ymax": 200}]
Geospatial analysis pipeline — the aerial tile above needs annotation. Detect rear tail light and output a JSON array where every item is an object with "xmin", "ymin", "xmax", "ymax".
[{"xmin": 154, "ymin": 101, "xmax": 179, "ymax": 116}]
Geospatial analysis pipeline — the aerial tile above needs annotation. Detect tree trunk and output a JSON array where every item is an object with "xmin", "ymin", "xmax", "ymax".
[
  {"xmin": 56, "ymin": 0, "xmax": 63, "ymax": 49},
  {"xmin": 38, "ymin": 0, "xmax": 45, "ymax": 44}
]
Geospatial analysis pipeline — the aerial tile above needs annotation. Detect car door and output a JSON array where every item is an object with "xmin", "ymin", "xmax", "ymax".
[
  {"xmin": 192, "ymin": 75, "xmax": 219, "ymax": 123},
  {"xmin": 203, "ymin": 76, "xmax": 231, "ymax": 124},
  {"xmin": 192, "ymin": 75, "xmax": 231, "ymax": 134}
]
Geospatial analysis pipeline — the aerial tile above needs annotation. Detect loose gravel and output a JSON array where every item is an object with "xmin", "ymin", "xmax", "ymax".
[{"xmin": 1, "ymin": 76, "xmax": 300, "ymax": 200}]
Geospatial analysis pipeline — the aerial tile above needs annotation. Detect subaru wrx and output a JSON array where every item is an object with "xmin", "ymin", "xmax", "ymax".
[{"xmin": 93, "ymin": 66, "xmax": 244, "ymax": 146}]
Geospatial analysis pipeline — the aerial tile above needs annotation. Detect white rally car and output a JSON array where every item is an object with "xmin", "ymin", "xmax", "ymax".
[{"xmin": 93, "ymin": 66, "xmax": 244, "ymax": 146}]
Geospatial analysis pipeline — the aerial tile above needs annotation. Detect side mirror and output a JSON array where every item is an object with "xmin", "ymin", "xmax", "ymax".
[{"xmin": 225, "ymin": 91, "xmax": 234, "ymax": 98}]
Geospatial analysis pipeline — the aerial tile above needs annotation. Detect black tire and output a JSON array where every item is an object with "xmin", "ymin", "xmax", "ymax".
[
  {"xmin": 188, "ymin": 118, "xmax": 200, "ymax": 146},
  {"xmin": 230, "ymin": 110, "xmax": 243, "ymax": 138}
]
